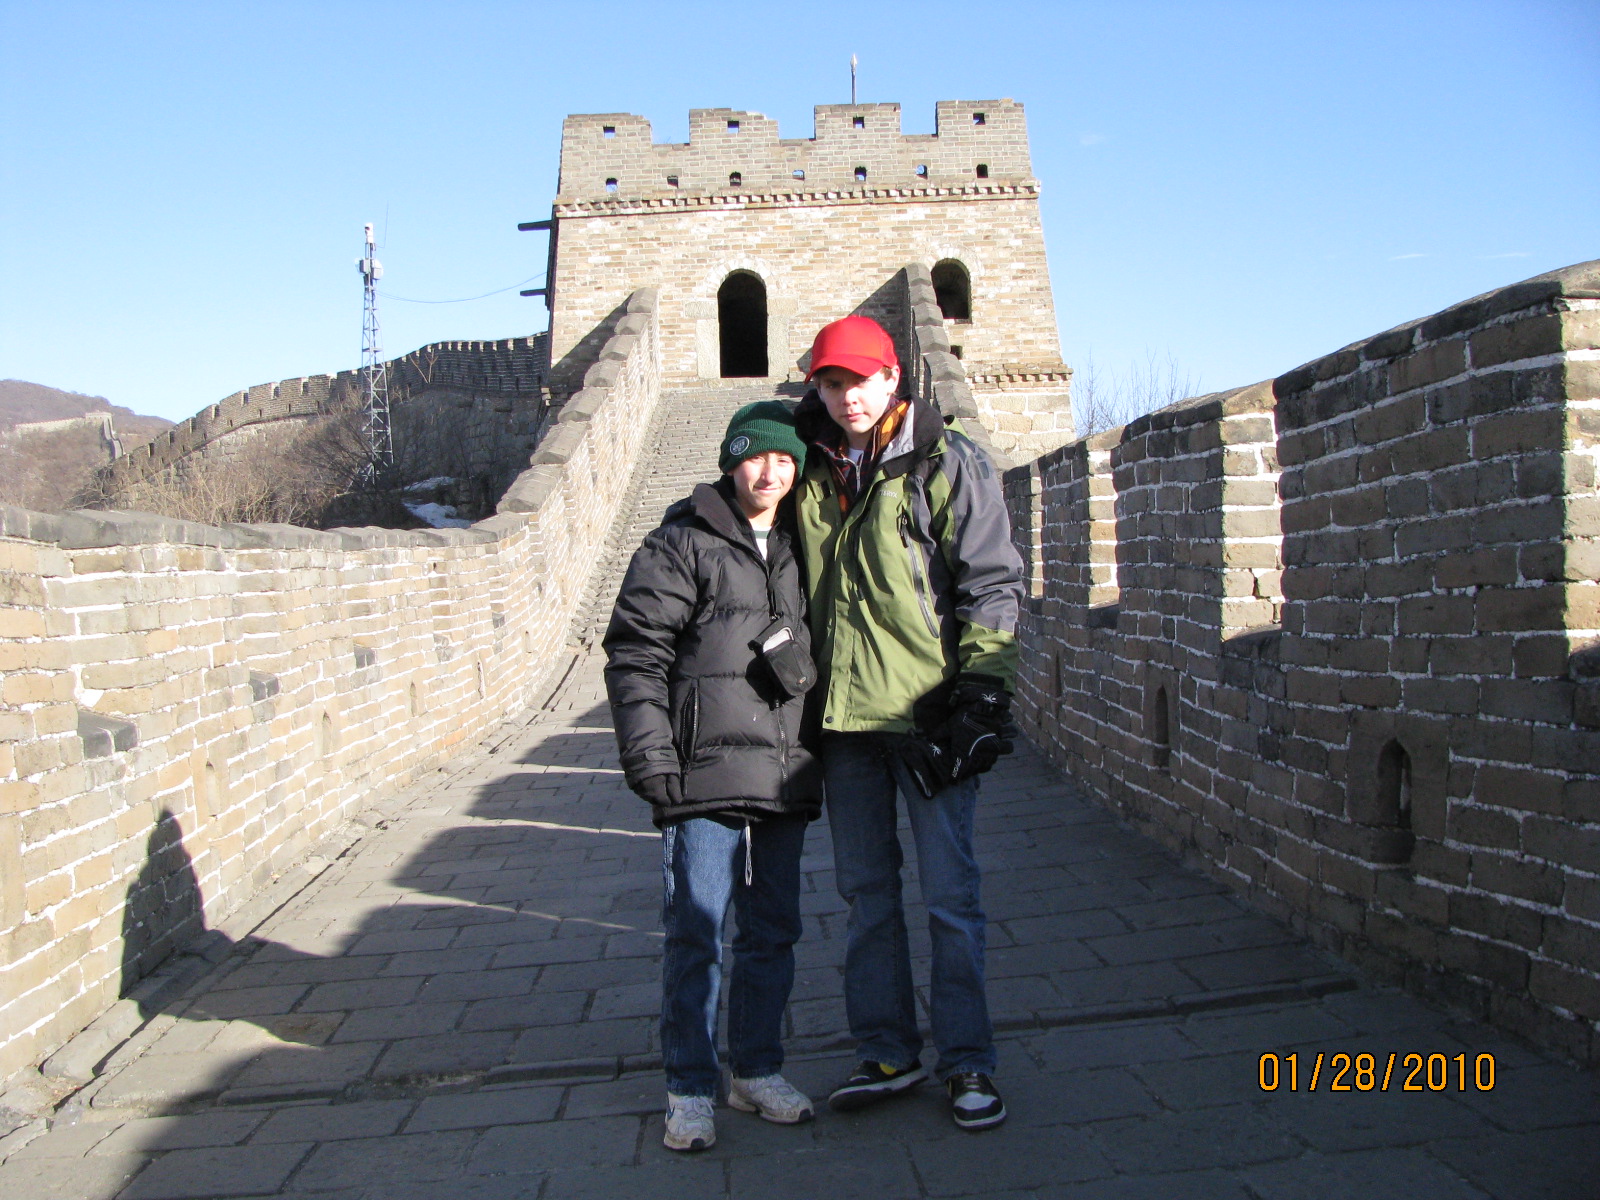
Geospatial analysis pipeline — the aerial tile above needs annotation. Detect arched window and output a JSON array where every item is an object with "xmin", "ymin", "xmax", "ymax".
[
  {"xmin": 1151, "ymin": 686, "xmax": 1172, "ymax": 770},
  {"xmin": 718, "ymin": 271, "xmax": 768, "ymax": 378},
  {"xmin": 728, "ymin": 171, "xmax": 742, "ymax": 188},
  {"xmin": 1373, "ymin": 739, "xmax": 1416, "ymax": 863},
  {"xmin": 932, "ymin": 259, "xmax": 972, "ymax": 322}
]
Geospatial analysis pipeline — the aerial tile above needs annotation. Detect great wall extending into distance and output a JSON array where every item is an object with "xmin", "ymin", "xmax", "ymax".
[{"xmin": 1, "ymin": 100, "xmax": 1596, "ymax": 1121}]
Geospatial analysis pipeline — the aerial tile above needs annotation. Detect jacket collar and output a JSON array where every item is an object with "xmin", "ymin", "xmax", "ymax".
[
  {"xmin": 794, "ymin": 389, "xmax": 945, "ymax": 482},
  {"xmin": 666, "ymin": 476, "xmax": 791, "ymax": 553}
]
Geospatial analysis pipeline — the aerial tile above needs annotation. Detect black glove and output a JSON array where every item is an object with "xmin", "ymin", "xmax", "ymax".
[
  {"xmin": 934, "ymin": 675, "xmax": 1014, "ymax": 783},
  {"xmin": 632, "ymin": 773, "xmax": 683, "ymax": 808},
  {"xmin": 893, "ymin": 734, "xmax": 947, "ymax": 799}
]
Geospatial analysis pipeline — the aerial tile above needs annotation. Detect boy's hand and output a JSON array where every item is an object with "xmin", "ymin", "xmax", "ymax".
[
  {"xmin": 937, "ymin": 675, "xmax": 1015, "ymax": 782},
  {"xmin": 633, "ymin": 773, "xmax": 684, "ymax": 808},
  {"xmin": 893, "ymin": 735, "xmax": 946, "ymax": 799}
]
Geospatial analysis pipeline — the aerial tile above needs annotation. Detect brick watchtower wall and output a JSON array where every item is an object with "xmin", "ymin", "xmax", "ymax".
[
  {"xmin": 1010, "ymin": 261, "xmax": 1600, "ymax": 1065},
  {"xmin": 544, "ymin": 101, "xmax": 1074, "ymax": 459}
]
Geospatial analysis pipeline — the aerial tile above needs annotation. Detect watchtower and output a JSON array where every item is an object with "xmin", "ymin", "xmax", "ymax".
[{"xmin": 541, "ymin": 100, "xmax": 1075, "ymax": 456}]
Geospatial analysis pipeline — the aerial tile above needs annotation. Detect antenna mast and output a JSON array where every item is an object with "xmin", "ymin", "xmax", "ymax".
[
  {"xmin": 850, "ymin": 54, "xmax": 857, "ymax": 104},
  {"xmin": 358, "ymin": 223, "xmax": 392, "ymax": 479}
]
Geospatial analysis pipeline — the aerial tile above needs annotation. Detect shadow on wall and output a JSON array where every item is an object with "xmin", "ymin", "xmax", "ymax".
[
  {"xmin": 120, "ymin": 808, "xmax": 210, "ymax": 1014},
  {"xmin": 548, "ymin": 298, "xmax": 636, "ymax": 398},
  {"xmin": 852, "ymin": 271, "xmax": 911, "ymax": 387}
]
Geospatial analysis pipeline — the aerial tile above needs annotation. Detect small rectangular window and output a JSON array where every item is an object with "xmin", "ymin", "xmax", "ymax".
[
  {"xmin": 975, "ymin": 163, "xmax": 989, "ymax": 179},
  {"xmin": 727, "ymin": 119, "xmax": 741, "ymax": 132},
  {"xmin": 852, "ymin": 115, "xmax": 865, "ymax": 129},
  {"xmin": 602, "ymin": 125, "xmax": 615, "ymax": 138},
  {"xmin": 915, "ymin": 164, "xmax": 928, "ymax": 177},
  {"xmin": 605, "ymin": 177, "xmax": 618, "ymax": 192},
  {"xmin": 792, "ymin": 169, "xmax": 805, "ymax": 180},
  {"xmin": 667, "ymin": 175, "xmax": 679, "ymax": 187},
  {"xmin": 854, "ymin": 166, "xmax": 867, "ymax": 182},
  {"xmin": 972, "ymin": 112, "xmax": 986, "ymax": 125}
]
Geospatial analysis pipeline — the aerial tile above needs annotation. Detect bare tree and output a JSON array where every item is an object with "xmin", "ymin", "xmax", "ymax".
[
  {"xmin": 1072, "ymin": 351, "xmax": 1201, "ymax": 438},
  {"xmin": 78, "ymin": 389, "xmax": 497, "ymax": 530},
  {"xmin": 0, "ymin": 423, "xmax": 115, "ymax": 511},
  {"xmin": 82, "ymin": 417, "xmax": 358, "ymax": 527}
]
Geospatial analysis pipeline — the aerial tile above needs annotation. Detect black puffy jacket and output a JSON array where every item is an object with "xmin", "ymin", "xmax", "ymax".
[{"xmin": 602, "ymin": 477, "xmax": 822, "ymax": 827}]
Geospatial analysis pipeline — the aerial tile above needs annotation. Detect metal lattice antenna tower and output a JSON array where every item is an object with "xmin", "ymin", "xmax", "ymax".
[{"xmin": 358, "ymin": 223, "xmax": 393, "ymax": 477}]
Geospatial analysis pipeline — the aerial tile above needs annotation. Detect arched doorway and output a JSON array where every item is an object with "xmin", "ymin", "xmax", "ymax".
[
  {"xmin": 932, "ymin": 259, "xmax": 972, "ymax": 322},
  {"xmin": 719, "ymin": 271, "xmax": 768, "ymax": 377}
]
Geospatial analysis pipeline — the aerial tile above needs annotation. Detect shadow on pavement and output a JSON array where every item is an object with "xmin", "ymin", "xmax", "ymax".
[{"xmin": 5, "ymin": 680, "xmax": 1597, "ymax": 1199}]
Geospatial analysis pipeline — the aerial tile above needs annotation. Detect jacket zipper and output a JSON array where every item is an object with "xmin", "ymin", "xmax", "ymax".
[
  {"xmin": 899, "ymin": 511, "xmax": 940, "ymax": 638},
  {"xmin": 764, "ymin": 540, "xmax": 792, "ymax": 794}
]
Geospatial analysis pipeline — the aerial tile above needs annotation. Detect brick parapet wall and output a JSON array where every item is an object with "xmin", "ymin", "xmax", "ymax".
[
  {"xmin": 1011, "ymin": 260, "xmax": 1600, "ymax": 1065},
  {"xmin": 0, "ymin": 297, "xmax": 656, "ymax": 1085},
  {"xmin": 102, "ymin": 333, "xmax": 552, "ymax": 494}
]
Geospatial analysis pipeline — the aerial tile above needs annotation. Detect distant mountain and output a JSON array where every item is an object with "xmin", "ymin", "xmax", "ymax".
[{"xmin": 0, "ymin": 379, "xmax": 173, "ymax": 444}]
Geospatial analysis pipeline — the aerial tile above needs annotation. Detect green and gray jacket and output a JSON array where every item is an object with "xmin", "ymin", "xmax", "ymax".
[{"xmin": 793, "ymin": 391, "xmax": 1024, "ymax": 734}]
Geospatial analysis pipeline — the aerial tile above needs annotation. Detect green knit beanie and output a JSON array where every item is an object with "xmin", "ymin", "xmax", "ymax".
[{"xmin": 719, "ymin": 400, "xmax": 806, "ymax": 474}]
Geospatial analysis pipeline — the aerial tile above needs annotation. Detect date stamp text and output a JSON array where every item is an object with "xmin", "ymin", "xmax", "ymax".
[{"xmin": 1258, "ymin": 1052, "xmax": 1496, "ymax": 1092}]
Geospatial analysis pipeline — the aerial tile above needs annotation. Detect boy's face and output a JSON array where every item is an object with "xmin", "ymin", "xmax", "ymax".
[
  {"xmin": 728, "ymin": 451, "xmax": 797, "ymax": 520},
  {"xmin": 813, "ymin": 364, "xmax": 901, "ymax": 448}
]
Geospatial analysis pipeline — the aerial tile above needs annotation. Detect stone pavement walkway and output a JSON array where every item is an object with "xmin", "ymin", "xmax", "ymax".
[{"xmin": 2, "ymin": 654, "xmax": 1598, "ymax": 1199}]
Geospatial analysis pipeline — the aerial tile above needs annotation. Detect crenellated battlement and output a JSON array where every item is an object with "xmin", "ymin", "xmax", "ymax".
[
  {"xmin": 556, "ymin": 100, "xmax": 1033, "ymax": 206},
  {"xmin": 102, "ymin": 332, "xmax": 551, "ymax": 493}
]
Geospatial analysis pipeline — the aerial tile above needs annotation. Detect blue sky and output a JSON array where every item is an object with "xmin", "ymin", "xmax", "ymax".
[{"xmin": 2, "ymin": 0, "xmax": 1596, "ymax": 422}]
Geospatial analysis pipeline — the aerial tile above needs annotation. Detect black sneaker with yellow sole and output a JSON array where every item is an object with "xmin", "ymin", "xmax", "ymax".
[{"xmin": 826, "ymin": 1060, "xmax": 929, "ymax": 1111}]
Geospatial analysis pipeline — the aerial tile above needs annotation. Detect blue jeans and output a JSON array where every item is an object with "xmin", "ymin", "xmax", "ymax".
[
  {"xmin": 823, "ymin": 733, "xmax": 995, "ymax": 1080},
  {"xmin": 660, "ymin": 814, "xmax": 806, "ymax": 1097}
]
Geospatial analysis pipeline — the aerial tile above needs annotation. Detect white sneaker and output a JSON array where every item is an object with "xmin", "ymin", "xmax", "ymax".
[
  {"xmin": 664, "ymin": 1093, "xmax": 716, "ymax": 1151},
  {"xmin": 727, "ymin": 1073, "xmax": 815, "ymax": 1124}
]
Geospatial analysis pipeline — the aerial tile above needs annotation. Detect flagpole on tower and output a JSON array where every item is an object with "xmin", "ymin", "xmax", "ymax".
[{"xmin": 850, "ymin": 54, "xmax": 857, "ymax": 104}]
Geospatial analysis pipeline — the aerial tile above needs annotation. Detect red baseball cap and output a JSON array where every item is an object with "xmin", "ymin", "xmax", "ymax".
[{"xmin": 806, "ymin": 316, "xmax": 899, "ymax": 381}]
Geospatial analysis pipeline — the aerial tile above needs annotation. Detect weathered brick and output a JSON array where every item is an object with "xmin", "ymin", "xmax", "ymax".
[
  {"xmin": 1470, "ymin": 314, "xmax": 1565, "ymax": 368},
  {"xmin": 1398, "ymin": 594, "xmax": 1475, "ymax": 636},
  {"xmin": 1528, "ymin": 961, "xmax": 1600, "ymax": 1021},
  {"xmin": 1475, "ymin": 586, "xmax": 1565, "ymax": 632},
  {"xmin": 1472, "ymin": 850, "xmax": 1565, "ymax": 904}
]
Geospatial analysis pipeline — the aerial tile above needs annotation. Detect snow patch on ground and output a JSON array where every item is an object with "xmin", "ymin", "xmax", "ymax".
[
  {"xmin": 404, "ymin": 476, "xmax": 457, "ymax": 493},
  {"xmin": 404, "ymin": 501, "xmax": 472, "ymax": 528}
]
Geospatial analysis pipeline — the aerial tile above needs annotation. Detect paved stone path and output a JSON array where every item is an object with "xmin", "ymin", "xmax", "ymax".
[{"xmin": 1, "ymin": 652, "xmax": 1597, "ymax": 1198}]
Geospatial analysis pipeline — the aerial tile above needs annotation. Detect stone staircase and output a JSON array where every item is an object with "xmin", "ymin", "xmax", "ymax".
[{"xmin": 564, "ymin": 380, "xmax": 803, "ymax": 649}]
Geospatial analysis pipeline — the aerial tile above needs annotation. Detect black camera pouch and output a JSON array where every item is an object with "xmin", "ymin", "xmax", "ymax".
[{"xmin": 755, "ymin": 617, "xmax": 816, "ymax": 699}]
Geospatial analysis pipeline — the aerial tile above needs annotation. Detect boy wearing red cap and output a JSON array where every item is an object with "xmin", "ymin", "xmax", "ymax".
[{"xmin": 791, "ymin": 315, "xmax": 1023, "ymax": 1129}]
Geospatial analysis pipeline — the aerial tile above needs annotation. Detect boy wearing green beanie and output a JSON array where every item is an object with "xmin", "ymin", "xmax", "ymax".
[{"xmin": 604, "ymin": 399, "xmax": 818, "ymax": 1152}]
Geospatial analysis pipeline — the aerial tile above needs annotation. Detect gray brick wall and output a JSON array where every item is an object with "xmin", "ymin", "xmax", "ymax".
[{"xmin": 1011, "ymin": 260, "xmax": 1600, "ymax": 1066}]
